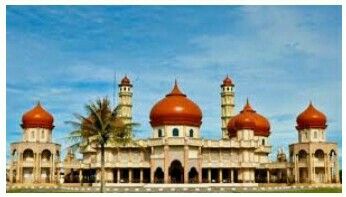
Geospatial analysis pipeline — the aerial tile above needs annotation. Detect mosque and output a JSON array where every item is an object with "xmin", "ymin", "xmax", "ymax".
[{"xmin": 7, "ymin": 76, "xmax": 340, "ymax": 185}]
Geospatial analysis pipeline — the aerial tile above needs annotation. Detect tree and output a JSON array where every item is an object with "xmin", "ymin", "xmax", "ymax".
[{"xmin": 66, "ymin": 97, "xmax": 137, "ymax": 192}]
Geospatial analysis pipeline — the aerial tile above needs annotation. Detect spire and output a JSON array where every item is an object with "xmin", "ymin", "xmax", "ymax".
[
  {"xmin": 242, "ymin": 98, "xmax": 255, "ymax": 112},
  {"xmin": 167, "ymin": 80, "xmax": 186, "ymax": 97}
]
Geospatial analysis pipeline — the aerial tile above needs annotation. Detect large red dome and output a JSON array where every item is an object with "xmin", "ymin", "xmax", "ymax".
[
  {"xmin": 227, "ymin": 100, "xmax": 270, "ymax": 138},
  {"xmin": 296, "ymin": 102, "xmax": 327, "ymax": 130},
  {"xmin": 149, "ymin": 81, "xmax": 202, "ymax": 127},
  {"xmin": 21, "ymin": 102, "xmax": 54, "ymax": 129}
]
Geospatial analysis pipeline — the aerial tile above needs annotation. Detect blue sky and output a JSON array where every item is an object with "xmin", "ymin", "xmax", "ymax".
[{"xmin": 6, "ymin": 6, "xmax": 341, "ymax": 164}]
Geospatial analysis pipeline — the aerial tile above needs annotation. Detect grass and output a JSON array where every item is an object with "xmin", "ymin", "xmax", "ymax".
[{"xmin": 7, "ymin": 186, "xmax": 342, "ymax": 193}]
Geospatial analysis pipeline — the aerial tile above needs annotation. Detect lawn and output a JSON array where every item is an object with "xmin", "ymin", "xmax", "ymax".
[{"xmin": 7, "ymin": 186, "xmax": 342, "ymax": 193}]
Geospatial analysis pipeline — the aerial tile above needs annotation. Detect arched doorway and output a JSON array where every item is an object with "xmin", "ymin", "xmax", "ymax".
[
  {"xmin": 154, "ymin": 167, "xmax": 164, "ymax": 183},
  {"xmin": 169, "ymin": 160, "xmax": 183, "ymax": 183},
  {"xmin": 188, "ymin": 167, "xmax": 198, "ymax": 183}
]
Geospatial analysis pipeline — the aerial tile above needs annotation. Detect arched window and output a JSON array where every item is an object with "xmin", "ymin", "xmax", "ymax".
[
  {"xmin": 262, "ymin": 139, "xmax": 265, "ymax": 146},
  {"xmin": 314, "ymin": 131, "xmax": 317, "ymax": 139},
  {"xmin": 226, "ymin": 87, "xmax": 229, "ymax": 91},
  {"xmin": 172, "ymin": 128, "xmax": 179, "ymax": 137},
  {"xmin": 158, "ymin": 129, "xmax": 163, "ymax": 137},
  {"xmin": 41, "ymin": 130, "xmax": 45, "ymax": 139},
  {"xmin": 189, "ymin": 129, "xmax": 194, "ymax": 137},
  {"xmin": 31, "ymin": 130, "xmax": 34, "ymax": 139}
]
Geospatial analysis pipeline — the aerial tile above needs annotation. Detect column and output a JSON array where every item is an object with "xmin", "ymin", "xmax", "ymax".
[
  {"xmin": 312, "ymin": 153, "xmax": 315, "ymax": 182},
  {"xmin": 219, "ymin": 169, "xmax": 223, "ymax": 183},
  {"xmin": 324, "ymin": 153, "xmax": 327, "ymax": 183},
  {"xmin": 267, "ymin": 170, "xmax": 270, "ymax": 183},
  {"xmin": 79, "ymin": 169, "xmax": 83, "ymax": 184},
  {"xmin": 50, "ymin": 154, "xmax": 54, "ymax": 183},
  {"xmin": 163, "ymin": 145, "xmax": 169, "ymax": 183},
  {"xmin": 327, "ymin": 154, "xmax": 332, "ymax": 183},
  {"xmin": 198, "ymin": 147, "xmax": 202, "ymax": 183},
  {"xmin": 37, "ymin": 153, "xmax": 41, "ymax": 183},
  {"xmin": 70, "ymin": 169, "xmax": 74, "ymax": 183},
  {"xmin": 9, "ymin": 168, "xmax": 13, "ymax": 183},
  {"xmin": 140, "ymin": 169, "xmax": 143, "ymax": 183},
  {"xmin": 16, "ymin": 153, "xmax": 21, "ymax": 183},
  {"xmin": 308, "ymin": 153, "xmax": 313, "ymax": 183},
  {"xmin": 335, "ymin": 158, "xmax": 340, "ymax": 183},
  {"xmin": 295, "ymin": 154, "xmax": 298, "ymax": 183},
  {"xmin": 286, "ymin": 168, "xmax": 289, "ymax": 183},
  {"xmin": 208, "ymin": 169, "xmax": 211, "ymax": 183},
  {"xmin": 129, "ymin": 169, "xmax": 132, "ymax": 183},
  {"xmin": 184, "ymin": 145, "xmax": 189, "ymax": 184},
  {"xmin": 117, "ymin": 169, "xmax": 120, "ymax": 183},
  {"xmin": 51, "ymin": 153, "xmax": 55, "ymax": 183},
  {"xmin": 230, "ymin": 169, "xmax": 234, "ymax": 183},
  {"xmin": 33, "ymin": 153, "xmax": 37, "ymax": 182}
]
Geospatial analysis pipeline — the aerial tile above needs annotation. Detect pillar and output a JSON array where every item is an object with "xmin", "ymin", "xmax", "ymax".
[
  {"xmin": 70, "ymin": 169, "xmax": 74, "ymax": 183},
  {"xmin": 163, "ymin": 145, "xmax": 169, "ymax": 183},
  {"xmin": 295, "ymin": 154, "xmax": 298, "ymax": 183},
  {"xmin": 37, "ymin": 153, "xmax": 41, "ymax": 183},
  {"xmin": 308, "ymin": 153, "xmax": 313, "ymax": 183},
  {"xmin": 230, "ymin": 169, "xmax": 234, "ymax": 183},
  {"xmin": 33, "ymin": 153, "xmax": 37, "ymax": 182},
  {"xmin": 51, "ymin": 153, "xmax": 55, "ymax": 183},
  {"xmin": 184, "ymin": 145, "xmax": 189, "ymax": 184},
  {"xmin": 79, "ymin": 169, "xmax": 83, "ymax": 184},
  {"xmin": 324, "ymin": 153, "xmax": 328, "ymax": 183},
  {"xmin": 208, "ymin": 169, "xmax": 211, "ymax": 183},
  {"xmin": 267, "ymin": 170, "xmax": 270, "ymax": 183},
  {"xmin": 312, "ymin": 153, "xmax": 315, "ymax": 182},
  {"xmin": 117, "ymin": 169, "xmax": 120, "ymax": 183},
  {"xmin": 129, "ymin": 169, "xmax": 132, "ymax": 183},
  {"xmin": 9, "ymin": 168, "xmax": 13, "ymax": 183},
  {"xmin": 286, "ymin": 168, "xmax": 289, "ymax": 183},
  {"xmin": 16, "ymin": 153, "xmax": 21, "ymax": 183},
  {"xmin": 198, "ymin": 147, "xmax": 202, "ymax": 183},
  {"xmin": 219, "ymin": 169, "xmax": 223, "ymax": 183},
  {"xmin": 140, "ymin": 169, "xmax": 143, "ymax": 183},
  {"xmin": 335, "ymin": 158, "xmax": 340, "ymax": 183}
]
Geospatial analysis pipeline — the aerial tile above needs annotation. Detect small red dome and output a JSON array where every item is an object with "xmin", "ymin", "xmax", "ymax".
[
  {"xmin": 21, "ymin": 102, "xmax": 54, "ymax": 129},
  {"xmin": 227, "ymin": 100, "xmax": 270, "ymax": 138},
  {"xmin": 221, "ymin": 75, "xmax": 234, "ymax": 87},
  {"xmin": 120, "ymin": 75, "xmax": 132, "ymax": 87},
  {"xmin": 150, "ymin": 81, "xmax": 202, "ymax": 127},
  {"xmin": 296, "ymin": 102, "xmax": 327, "ymax": 130}
]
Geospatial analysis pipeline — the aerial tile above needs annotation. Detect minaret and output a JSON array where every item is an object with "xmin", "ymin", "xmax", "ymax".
[
  {"xmin": 220, "ymin": 75, "xmax": 235, "ymax": 139},
  {"xmin": 118, "ymin": 75, "xmax": 133, "ymax": 125}
]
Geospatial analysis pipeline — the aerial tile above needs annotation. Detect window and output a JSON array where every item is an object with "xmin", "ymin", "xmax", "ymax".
[
  {"xmin": 314, "ymin": 131, "xmax": 317, "ymax": 139},
  {"xmin": 41, "ymin": 130, "xmax": 45, "ymax": 139},
  {"xmin": 262, "ymin": 139, "xmax": 265, "ymax": 146},
  {"xmin": 172, "ymin": 128, "xmax": 179, "ymax": 137},
  {"xmin": 158, "ymin": 129, "xmax": 163, "ymax": 137},
  {"xmin": 305, "ymin": 132, "xmax": 308, "ymax": 139},
  {"xmin": 31, "ymin": 130, "xmax": 34, "ymax": 139},
  {"xmin": 189, "ymin": 129, "xmax": 194, "ymax": 137},
  {"xmin": 226, "ymin": 87, "xmax": 229, "ymax": 91}
]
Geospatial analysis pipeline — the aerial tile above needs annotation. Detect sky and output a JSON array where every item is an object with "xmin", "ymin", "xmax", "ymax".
[{"xmin": 6, "ymin": 6, "xmax": 342, "ymax": 165}]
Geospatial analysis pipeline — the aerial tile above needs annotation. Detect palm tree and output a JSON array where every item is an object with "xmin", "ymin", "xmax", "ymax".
[{"xmin": 66, "ymin": 97, "xmax": 137, "ymax": 193}]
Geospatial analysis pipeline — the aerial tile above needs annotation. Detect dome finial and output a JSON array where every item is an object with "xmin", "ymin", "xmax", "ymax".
[
  {"xmin": 37, "ymin": 100, "xmax": 41, "ymax": 106},
  {"xmin": 167, "ymin": 79, "xmax": 185, "ymax": 97}
]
